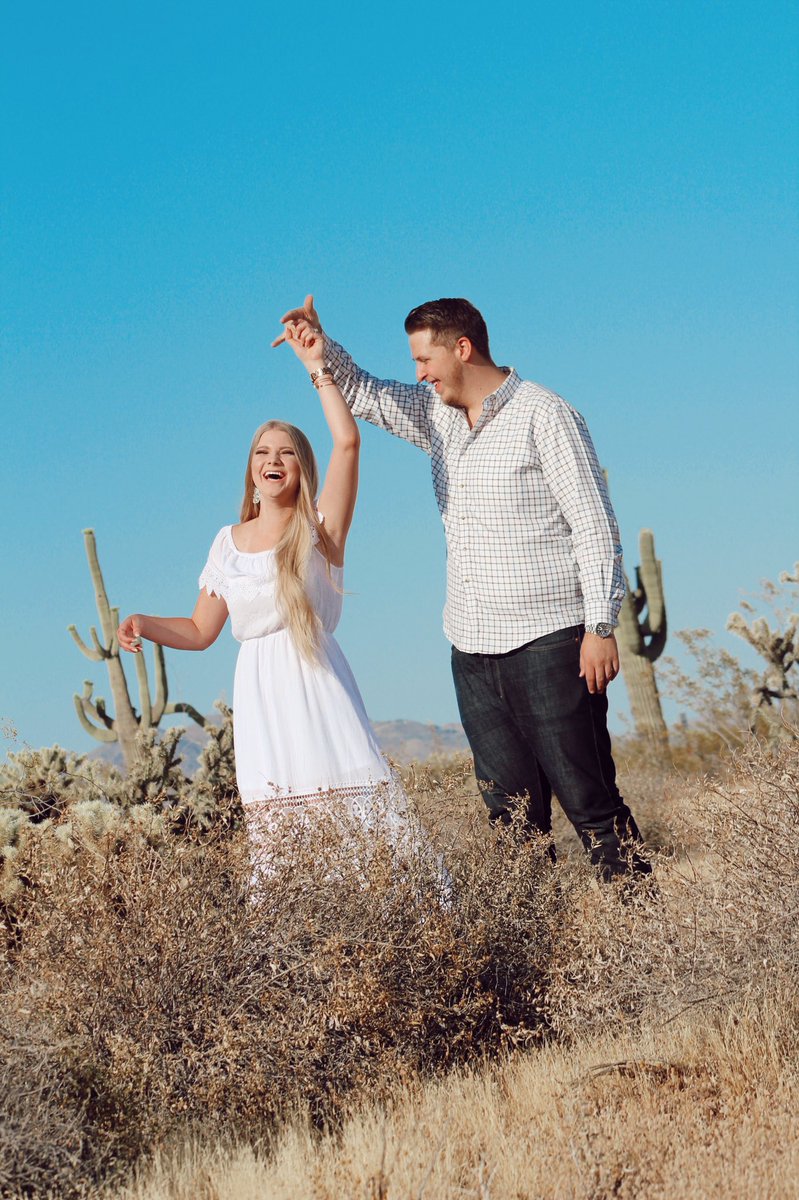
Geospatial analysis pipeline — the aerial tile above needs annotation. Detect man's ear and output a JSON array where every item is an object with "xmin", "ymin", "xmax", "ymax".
[{"xmin": 455, "ymin": 336, "xmax": 474, "ymax": 362}]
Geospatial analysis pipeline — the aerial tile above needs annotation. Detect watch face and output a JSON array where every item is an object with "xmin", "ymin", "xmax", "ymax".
[{"xmin": 592, "ymin": 623, "xmax": 613, "ymax": 638}]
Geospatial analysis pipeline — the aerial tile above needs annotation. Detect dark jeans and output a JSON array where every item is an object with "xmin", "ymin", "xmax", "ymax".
[{"xmin": 451, "ymin": 626, "xmax": 650, "ymax": 880}]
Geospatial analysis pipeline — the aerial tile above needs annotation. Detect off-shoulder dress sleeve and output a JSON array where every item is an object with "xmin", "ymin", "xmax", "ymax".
[{"xmin": 198, "ymin": 527, "xmax": 229, "ymax": 601}]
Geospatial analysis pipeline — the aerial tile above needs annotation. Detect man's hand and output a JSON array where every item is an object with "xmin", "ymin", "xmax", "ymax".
[
  {"xmin": 282, "ymin": 320, "xmax": 325, "ymax": 370},
  {"xmin": 579, "ymin": 632, "xmax": 620, "ymax": 694},
  {"xmin": 272, "ymin": 294, "xmax": 322, "ymax": 347}
]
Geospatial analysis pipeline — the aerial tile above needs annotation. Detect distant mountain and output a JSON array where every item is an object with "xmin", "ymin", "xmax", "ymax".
[
  {"xmin": 372, "ymin": 720, "xmax": 469, "ymax": 763},
  {"xmin": 89, "ymin": 716, "xmax": 470, "ymax": 775}
]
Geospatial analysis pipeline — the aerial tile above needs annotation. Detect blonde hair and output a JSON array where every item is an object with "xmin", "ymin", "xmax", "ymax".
[{"xmin": 241, "ymin": 421, "xmax": 336, "ymax": 664}]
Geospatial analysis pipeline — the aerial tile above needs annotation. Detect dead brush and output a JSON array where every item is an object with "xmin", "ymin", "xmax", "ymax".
[
  {"xmin": 544, "ymin": 735, "xmax": 799, "ymax": 1036},
  {"xmin": 1, "ymin": 795, "xmax": 565, "ymax": 1195},
  {"xmin": 3, "ymin": 735, "xmax": 799, "ymax": 1198}
]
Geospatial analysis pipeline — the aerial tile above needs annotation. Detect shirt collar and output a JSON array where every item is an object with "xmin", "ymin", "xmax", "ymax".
[{"xmin": 481, "ymin": 367, "xmax": 521, "ymax": 414}]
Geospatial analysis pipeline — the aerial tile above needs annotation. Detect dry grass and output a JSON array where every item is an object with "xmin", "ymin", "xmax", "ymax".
[
  {"xmin": 1, "ymin": 732, "xmax": 798, "ymax": 1198},
  {"xmin": 113, "ymin": 997, "xmax": 799, "ymax": 1200}
]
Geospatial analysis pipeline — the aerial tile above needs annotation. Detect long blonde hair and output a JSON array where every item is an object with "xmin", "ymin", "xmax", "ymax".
[{"xmin": 240, "ymin": 421, "xmax": 334, "ymax": 663}]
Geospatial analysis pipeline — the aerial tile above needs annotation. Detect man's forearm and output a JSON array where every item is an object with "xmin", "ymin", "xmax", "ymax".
[{"xmin": 324, "ymin": 336, "xmax": 434, "ymax": 454}]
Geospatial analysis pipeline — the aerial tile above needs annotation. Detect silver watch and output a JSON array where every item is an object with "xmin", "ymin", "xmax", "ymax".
[{"xmin": 585, "ymin": 622, "xmax": 614, "ymax": 638}]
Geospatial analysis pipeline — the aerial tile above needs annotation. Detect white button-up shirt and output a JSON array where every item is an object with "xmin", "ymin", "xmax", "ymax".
[{"xmin": 325, "ymin": 337, "xmax": 625, "ymax": 655}]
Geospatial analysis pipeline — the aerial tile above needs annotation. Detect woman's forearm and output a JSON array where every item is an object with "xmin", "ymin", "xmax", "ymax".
[
  {"xmin": 119, "ymin": 589, "xmax": 228, "ymax": 655},
  {"xmin": 315, "ymin": 376, "xmax": 360, "ymax": 448},
  {"xmin": 137, "ymin": 614, "xmax": 211, "ymax": 651}
]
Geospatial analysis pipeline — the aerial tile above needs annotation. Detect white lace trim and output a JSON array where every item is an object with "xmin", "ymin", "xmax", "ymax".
[
  {"xmin": 198, "ymin": 564, "xmax": 230, "ymax": 600},
  {"xmin": 199, "ymin": 567, "xmax": 281, "ymax": 603},
  {"xmin": 242, "ymin": 783, "xmax": 387, "ymax": 810},
  {"xmin": 241, "ymin": 772, "xmax": 452, "ymax": 898},
  {"xmin": 240, "ymin": 772, "xmax": 410, "ymax": 828}
]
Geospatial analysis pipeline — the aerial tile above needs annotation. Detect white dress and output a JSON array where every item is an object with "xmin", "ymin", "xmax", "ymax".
[{"xmin": 198, "ymin": 525, "xmax": 406, "ymax": 832}]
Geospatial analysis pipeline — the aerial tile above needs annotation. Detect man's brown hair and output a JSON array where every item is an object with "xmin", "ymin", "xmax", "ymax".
[{"xmin": 404, "ymin": 298, "xmax": 492, "ymax": 361}]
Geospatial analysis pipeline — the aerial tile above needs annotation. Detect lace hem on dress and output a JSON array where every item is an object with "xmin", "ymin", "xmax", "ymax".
[
  {"xmin": 241, "ymin": 774, "xmax": 452, "ymax": 898},
  {"xmin": 241, "ymin": 772, "xmax": 411, "ymax": 835}
]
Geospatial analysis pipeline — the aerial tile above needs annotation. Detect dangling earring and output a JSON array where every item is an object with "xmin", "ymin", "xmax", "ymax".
[{"xmin": 253, "ymin": 486, "xmax": 261, "ymax": 505}]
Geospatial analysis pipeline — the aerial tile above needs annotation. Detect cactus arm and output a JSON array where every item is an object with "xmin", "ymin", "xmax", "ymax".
[
  {"xmin": 67, "ymin": 624, "xmax": 104, "ymax": 662},
  {"xmin": 81, "ymin": 680, "xmax": 115, "ymax": 729},
  {"xmin": 133, "ymin": 651, "xmax": 152, "ymax": 728},
  {"xmin": 638, "ymin": 530, "xmax": 666, "ymax": 636},
  {"xmin": 83, "ymin": 528, "xmax": 116, "ymax": 646},
  {"xmin": 165, "ymin": 701, "xmax": 207, "ymax": 728},
  {"xmin": 621, "ymin": 531, "xmax": 668, "ymax": 662},
  {"xmin": 615, "ymin": 528, "xmax": 669, "ymax": 747},
  {"xmin": 615, "ymin": 579, "xmax": 644, "ymax": 656},
  {"xmin": 629, "ymin": 576, "xmax": 647, "ymax": 620},
  {"xmin": 150, "ymin": 643, "xmax": 169, "ymax": 723},
  {"xmin": 73, "ymin": 685, "xmax": 117, "ymax": 743},
  {"xmin": 90, "ymin": 625, "xmax": 110, "ymax": 658}
]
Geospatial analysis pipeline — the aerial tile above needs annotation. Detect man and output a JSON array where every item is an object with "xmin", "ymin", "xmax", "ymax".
[{"xmin": 275, "ymin": 295, "xmax": 650, "ymax": 879}]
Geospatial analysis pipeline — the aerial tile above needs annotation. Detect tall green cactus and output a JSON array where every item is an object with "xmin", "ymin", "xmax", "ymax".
[
  {"xmin": 68, "ymin": 529, "xmax": 205, "ymax": 770},
  {"xmin": 616, "ymin": 529, "xmax": 669, "ymax": 745}
]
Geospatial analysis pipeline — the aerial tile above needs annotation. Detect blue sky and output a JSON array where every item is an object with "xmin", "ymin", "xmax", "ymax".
[{"xmin": 2, "ymin": 1, "xmax": 797, "ymax": 757}]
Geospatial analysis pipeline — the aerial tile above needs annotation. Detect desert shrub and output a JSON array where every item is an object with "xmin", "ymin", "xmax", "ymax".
[
  {"xmin": 544, "ymin": 736, "xmax": 799, "ymax": 1037},
  {"xmin": 2, "ymin": 731, "xmax": 798, "ymax": 1197},
  {"xmin": 658, "ymin": 628, "xmax": 758, "ymax": 756},
  {"xmin": 0, "ymin": 710, "xmax": 242, "ymax": 939},
  {"xmin": 0, "ymin": 744, "xmax": 113, "ymax": 822},
  {"xmin": 0, "ymin": 790, "xmax": 566, "ymax": 1196},
  {"xmin": 0, "ymin": 1009, "xmax": 129, "ymax": 1200},
  {"xmin": 659, "ymin": 559, "xmax": 799, "ymax": 753}
]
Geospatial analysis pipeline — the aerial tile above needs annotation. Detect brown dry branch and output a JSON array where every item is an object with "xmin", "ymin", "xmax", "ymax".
[{"xmin": 0, "ymin": 732, "xmax": 797, "ymax": 1197}]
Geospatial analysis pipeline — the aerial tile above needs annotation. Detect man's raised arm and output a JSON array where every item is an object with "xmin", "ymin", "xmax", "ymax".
[{"xmin": 273, "ymin": 295, "xmax": 435, "ymax": 455}]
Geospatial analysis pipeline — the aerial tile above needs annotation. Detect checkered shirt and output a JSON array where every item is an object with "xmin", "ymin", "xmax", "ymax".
[{"xmin": 324, "ymin": 337, "xmax": 626, "ymax": 655}]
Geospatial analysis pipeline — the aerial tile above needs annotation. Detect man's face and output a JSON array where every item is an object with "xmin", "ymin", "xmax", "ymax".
[{"xmin": 409, "ymin": 329, "xmax": 466, "ymax": 408}]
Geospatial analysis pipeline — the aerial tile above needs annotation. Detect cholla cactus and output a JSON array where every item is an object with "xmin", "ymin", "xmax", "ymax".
[
  {"xmin": 616, "ymin": 529, "xmax": 669, "ymax": 746},
  {"xmin": 727, "ymin": 561, "xmax": 798, "ymax": 731},
  {"xmin": 194, "ymin": 702, "xmax": 236, "ymax": 793},
  {"xmin": 121, "ymin": 726, "xmax": 189, "ymax": 808},
  {"xmin": 0, "ymin": 745, "xmax": 109, "ymax": 823},
  {"xmin": 182, "ymin": 703, "xmax": 243, "ymax": 833},
  {"xmin": 68, "ymin": 529, "xmax": 206, "ymax": 771}
]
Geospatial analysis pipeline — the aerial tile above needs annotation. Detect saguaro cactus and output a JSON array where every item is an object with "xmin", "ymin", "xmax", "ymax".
[
  {"xmin": 69, "ymin": 528, "xmax": 205, "ymax": 770},
  {"xmin": 616, "ymin": 529, "xmax": 669, "ymax": 746}
]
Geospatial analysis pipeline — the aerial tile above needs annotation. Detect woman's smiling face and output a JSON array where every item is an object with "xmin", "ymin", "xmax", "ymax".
[{"xmin": 251, "ymin": 430, "xmax": 302, "ymax": 503}]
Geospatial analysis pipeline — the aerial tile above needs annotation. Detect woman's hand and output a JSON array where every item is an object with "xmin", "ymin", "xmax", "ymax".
[{"xmin": 118, "ymin": 614, "xmax": 145, "ymax": 653}]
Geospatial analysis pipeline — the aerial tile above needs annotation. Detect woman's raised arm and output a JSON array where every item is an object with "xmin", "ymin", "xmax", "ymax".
[
  {"xmin": 118, "ymin": 589, "xmax": 229, "ymax": 653},
  {"xmin": 283, "ymin": 320, "xmax": 359, "ymax": 565}
]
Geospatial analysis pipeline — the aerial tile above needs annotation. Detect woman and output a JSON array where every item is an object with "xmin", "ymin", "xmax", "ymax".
[{"xmin": 118, "ymin": 321, "xmax": 407, "ymax": 843}]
